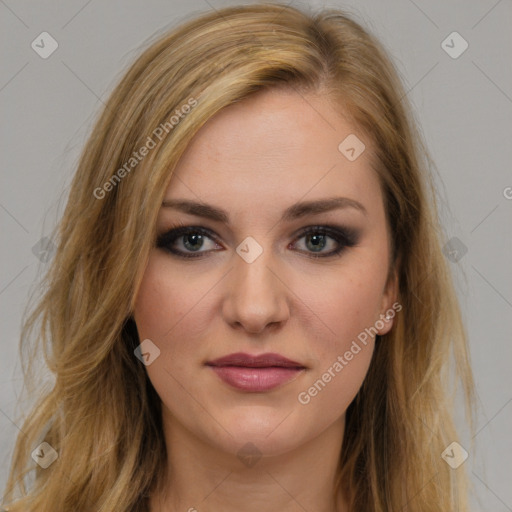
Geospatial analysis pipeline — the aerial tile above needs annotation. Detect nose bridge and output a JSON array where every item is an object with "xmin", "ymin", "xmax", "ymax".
[
  {"xmin": 222, "ymin": 237, "xmax": 288, "ymax": 332},
  {"xmin": 234, "ymin": 244, "xmax": 274, "ymax": 291}
]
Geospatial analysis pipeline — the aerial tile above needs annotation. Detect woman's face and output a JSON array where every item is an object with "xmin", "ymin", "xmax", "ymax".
[{"xmin": 133, "ymin": 87, "xmax": 398, "ymax": 458}]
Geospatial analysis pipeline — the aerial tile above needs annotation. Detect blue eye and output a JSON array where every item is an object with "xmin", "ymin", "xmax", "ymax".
[
  {"xmin": 291, "ymin": 226, "xmax": 358, "ymax": 257},
  {"xmin": 156, "ymin": 224, "xmax": 359, "ymax": 259},
  {"xmin": 156, "ymin": 226, "xmax": 220, "ymax": 258}
]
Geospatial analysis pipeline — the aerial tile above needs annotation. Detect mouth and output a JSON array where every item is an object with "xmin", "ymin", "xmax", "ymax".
[{"xmin": 205, "ymin": 352, "xmax": 306, "ymax": 392}]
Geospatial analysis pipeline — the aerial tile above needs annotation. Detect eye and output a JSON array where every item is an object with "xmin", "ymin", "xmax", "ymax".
[
  {"xmin": 156, "ymin": 224, "xmax": 359, "ymax": 259},
  {"xmin": 156, "ymin": 225, "xmax": 222, "ymax": 258},
  {"xmin": 291, "ymin": 225, "xmax": 359, "ymax": 259}
]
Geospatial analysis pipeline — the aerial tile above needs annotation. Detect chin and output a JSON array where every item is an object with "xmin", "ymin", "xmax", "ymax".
[{"xmin": 206, "ymin": 409, "xmax": 314, "ymax": 459}]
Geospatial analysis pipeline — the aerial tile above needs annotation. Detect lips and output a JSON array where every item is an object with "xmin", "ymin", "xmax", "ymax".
[
  {"xmin": 206, "ymin": 352, "xmax": 306, "ymax": 392},
  {"xmin": 207, "ymin": 352, "xmax": 305, "ymax": 368}
]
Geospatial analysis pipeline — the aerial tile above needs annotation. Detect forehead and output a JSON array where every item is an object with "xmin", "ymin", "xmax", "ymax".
[{"xmin": 164, "ymin": 88, "xmax": 382, "ymax": 219}]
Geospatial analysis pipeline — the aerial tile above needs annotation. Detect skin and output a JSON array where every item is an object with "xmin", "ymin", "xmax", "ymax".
[{"xmin": 133, "ymin": 87, "xmax": 398, "ymax": 512}]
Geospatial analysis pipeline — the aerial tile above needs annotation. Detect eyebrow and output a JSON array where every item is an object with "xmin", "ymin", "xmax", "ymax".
[{"xmin": 161, "ymin": 197, "xmax": 367, "ymax": 223}]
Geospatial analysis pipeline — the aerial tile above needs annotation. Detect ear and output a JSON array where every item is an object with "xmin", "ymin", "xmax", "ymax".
[{"xmin": 376, "ymin": 261, "xmax": 400, "ymax": 336}]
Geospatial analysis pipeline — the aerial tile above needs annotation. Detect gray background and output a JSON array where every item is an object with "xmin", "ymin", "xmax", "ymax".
[{"xmin": 1, "ymin": 0, "xmax": 511, "ymax": 510}]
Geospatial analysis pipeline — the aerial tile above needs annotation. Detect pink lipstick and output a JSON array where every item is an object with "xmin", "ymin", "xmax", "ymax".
[{"xmin": 206, "ymin": 352, "xmax": 306, "ymax": 392}]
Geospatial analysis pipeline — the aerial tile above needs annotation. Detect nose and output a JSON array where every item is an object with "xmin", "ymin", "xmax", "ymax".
[{"xmin": 221, "ymin": 244, "xmax": 290, "ymax": 334}]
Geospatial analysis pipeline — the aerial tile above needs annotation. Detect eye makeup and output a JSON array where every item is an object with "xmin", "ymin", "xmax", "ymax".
[{"xmin": 156, "ymin": 222, "xmax": 360, "ymax": 260}]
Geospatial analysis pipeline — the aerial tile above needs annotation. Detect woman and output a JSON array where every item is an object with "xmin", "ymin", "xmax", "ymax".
[{"xmin": 2, "ymin": 3, "xmax": 475, "ymax": 511}]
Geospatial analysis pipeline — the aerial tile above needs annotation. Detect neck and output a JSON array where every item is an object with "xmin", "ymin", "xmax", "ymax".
[{"xmin": 150, "ymin": 411, "xmax": 348, "ymax": 512}]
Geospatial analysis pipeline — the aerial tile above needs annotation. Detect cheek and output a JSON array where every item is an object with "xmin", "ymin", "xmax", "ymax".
[
  {"xmin": 295, "ymin": 284, "xmax": 377, "ymax": 424},
  {"xmin": 134, "ymin": 253, "xmax": 210, "ymax": 346},
  {"xmin": 299, "ymin": 260, "xmax": 387, "ymax": 358},
  {"xmin": 133, "ymin": 253, "xmax": 214, "ymax": 412},
  {"xmin": 132, "ymin": 254, "xmax": 213, "ymax": 384},
  {"xmin": 293, "ymin": 256, "xmax": 386, "ymax": 416},
  {"xmin": 332, "ymin": 273, "xmax": 383, "ymax": 345}
]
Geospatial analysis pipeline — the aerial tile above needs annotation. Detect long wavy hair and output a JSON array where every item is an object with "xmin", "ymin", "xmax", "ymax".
[{"xmin": 2, "ymin": 3, "xmax": 475, "ymax": 511}]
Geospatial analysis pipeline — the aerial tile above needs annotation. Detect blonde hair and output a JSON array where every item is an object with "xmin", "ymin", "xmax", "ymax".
[{"xmin": 3, "ymin": 3, "xmax": 474, "ymax": 511}]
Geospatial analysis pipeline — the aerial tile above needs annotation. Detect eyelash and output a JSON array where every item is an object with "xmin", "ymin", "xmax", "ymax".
[{"xmin": 155, "ymin": 222, "xmax": 359, "ymax": 260}]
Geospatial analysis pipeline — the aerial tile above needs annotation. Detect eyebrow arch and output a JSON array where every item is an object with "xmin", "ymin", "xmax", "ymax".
[{"xmin": 161, "ymin": 197, "xmax": 367, "ymax": 224}]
